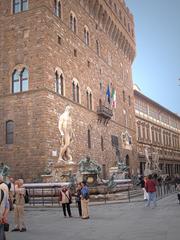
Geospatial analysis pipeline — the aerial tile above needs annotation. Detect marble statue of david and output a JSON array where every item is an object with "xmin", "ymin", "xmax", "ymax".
[{"xmin": 58, "ymin": 105, "xmax": 74, "ymax": 163}]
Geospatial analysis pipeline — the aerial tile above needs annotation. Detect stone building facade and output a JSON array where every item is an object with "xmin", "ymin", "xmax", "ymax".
[
  {"xmin": 0, "ymin": 0, "xmax": 137, "ymax": 181},
  {"xmin": 134, "ymin": 85, "xmax": 180, "ymax": 176}
]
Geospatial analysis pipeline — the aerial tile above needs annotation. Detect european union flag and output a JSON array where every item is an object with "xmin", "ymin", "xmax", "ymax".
[{"xmin": 106, "ymin": 84, "xmax": 111, "ymax": 104}]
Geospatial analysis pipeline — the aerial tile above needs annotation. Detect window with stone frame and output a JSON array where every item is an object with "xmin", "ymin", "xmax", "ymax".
[
  {"xmin": 86, "ymin": 88, "xmax": 93, "ymax": 110},
  {"xmin": 96, "ymin": 40, "xmax": 100, "ymax": 56},
  {"xmin": 128, "ymin": 95, "xmax": 131, "ymax": 106},
  {"xmin": 123, "ymin": 90, "xmax": 125, "ymax": 102},
  {"xmin": 119, "ymin": 9, "xmax": 122, "ymax": 20},
  {"xmin": 6, "ymin": 120, "xmax": 14, "ymax": 144},
  {"xmin": 101, "ymin": 136, "xmax": 104, "ymax": 151},
  {"xmin": 13, "ymin": 0, "xmax": 28, "ymax": 14},
  {"xmin": 137, "ymin": 122, "xmax": 141, "ymax": 140},
  {"xmin": 88, "ymin": 129, "xmax": 91, "ymax": 149},
  {"xmin": 146, "ymin": 124, "xmax": 150, "ymax": 141},
  {"xmin": 158, "ymin": 129, "xmax": 162, "ymax": 144},
  {"xmin": 12, "ymin": 67, "xmax": 29, "ymax": 93},
  {"xmin": 128, "ymin": 23, "xmax": 131, "ymax": 33},
  {"xmin": 135, "ymin": 98, "xmax": 148, "ymax": 114},
  {"xmin": 111, "ymin": 135, "xmax": 119, "ymax": 148},
  {"xmin": 151, "ymin": 126, "xmax": 155, "ymax": 143},
  {"xmin": 72, "ymin": 79, "xmax": 80, "ymax": 103},
  {"xmin": 84, "ymin": 26, "xmax": 90, "ymax": 45},
  {"xmin": 54, "ymin": 0, "xmax": 61, "ymax": 18},
  {"xmin": 70, "ymin": 12, "xmax": 77, "ymax": 33},
  {"xmin": 55, "ymin": 71, "xmax": 64, "ymax": 95},
  {"xmin": 149, "ymin": 106, "xmax": 159, "ymax": 120},
  {"xmin": 142, "ymin": 123, "xmax": 146, "ymax": 140},
  {"xmin": 124, "ymin": 16, "xmax": 127, "ymax": 27}
]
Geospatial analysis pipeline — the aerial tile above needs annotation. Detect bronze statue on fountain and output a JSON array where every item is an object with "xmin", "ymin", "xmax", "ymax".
[{"xmin": 77, "ymin": 156, "xmax": 102, "ymax": 186}]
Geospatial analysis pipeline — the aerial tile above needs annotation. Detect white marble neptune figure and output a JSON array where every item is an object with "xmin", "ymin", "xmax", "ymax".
[{"xmin": 58, "ymin": 105, "xmax": 74, "ymax": 163}]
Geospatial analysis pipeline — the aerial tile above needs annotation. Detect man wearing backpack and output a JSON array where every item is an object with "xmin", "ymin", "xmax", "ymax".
[
  {"xmin": 0, "ymin": 179, "xmax": 9, "ymax": 240},
  {"xmin": 12, "ymin": 179, "xmax": 27, "ymax": 232},
  {"xmin": 81, "ymin": 181, "xmax": 90, "ymax": 219}
]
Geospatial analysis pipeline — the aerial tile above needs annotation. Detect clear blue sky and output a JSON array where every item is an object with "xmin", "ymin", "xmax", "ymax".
[{"xmin": 125, "ymin": 0, "xmax": 180, "ymax": 115}]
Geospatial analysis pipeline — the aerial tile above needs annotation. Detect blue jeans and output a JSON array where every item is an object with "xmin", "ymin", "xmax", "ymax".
[
  {"xmin": 0, "ymin": 224, "xmax": 6, "ymax": 240},
  {"xmin": 146, "ymin": 192, "xmax": 157, "ymax": 208}
]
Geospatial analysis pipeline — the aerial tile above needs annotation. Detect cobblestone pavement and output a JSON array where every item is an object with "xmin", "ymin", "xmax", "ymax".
[{"xmin": 6, "ymin": 194, "xmax": 180, "ymax": 240}]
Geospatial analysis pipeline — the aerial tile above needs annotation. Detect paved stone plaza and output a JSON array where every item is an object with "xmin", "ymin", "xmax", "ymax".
[{"xmin": 7, "ymin": 194, "xmax": 180, "ymax": 240}]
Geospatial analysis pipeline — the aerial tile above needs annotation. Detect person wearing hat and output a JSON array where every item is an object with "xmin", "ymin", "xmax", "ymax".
[
  {"xmin": 81, "ymin": 181, "xmax": 89, "ymax": 219},
  {"xmin": 59, "ymin": 186, "xmax": 72, "ymax": 217}
]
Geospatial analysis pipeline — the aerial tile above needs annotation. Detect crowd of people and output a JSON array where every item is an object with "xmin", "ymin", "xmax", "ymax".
[
  {"xmin": 0, "ymin": 176, "xmax": 27, "ymax": 240},
  {"xmin": 1, "ymin": 173, "xmax": 180, "ymax": 239},
  {"xmin": 138, "ymin": 174, "xmax": 180, "ymax": 208},
  {"xmin": 59, "ymin": 181, "xmax": 90, "ymax": 219},
  {"xmin": 0, "ymin": 176, "xmax": 90, "ymax": 240}
]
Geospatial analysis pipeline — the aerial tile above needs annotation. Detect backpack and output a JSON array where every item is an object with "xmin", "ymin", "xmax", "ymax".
[{"xmin": 24, "ymin": 189, "xmax": 29, "ymax": 204}]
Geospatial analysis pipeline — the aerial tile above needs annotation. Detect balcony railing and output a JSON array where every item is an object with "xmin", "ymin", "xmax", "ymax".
[{"xmin": 97, "ymin": 104, "xmax": 113, "ymax": 119}]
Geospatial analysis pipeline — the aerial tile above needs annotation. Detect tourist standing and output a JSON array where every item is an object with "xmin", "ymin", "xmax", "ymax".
[
  {"xmin": 0, "ymin": 176, "xmax": 9, "ymax": 197},
  {"xmin": 59, "ymin": 186, "xmax": 72, "ymax": 217},
  {"xmin": 7, "ymin": 177, "xmax": 15, "ymax": 211},
  {"xmin": 145, "ymin": 174, "xmax": 157, "ymax": 208},
  {"xmin": 0, "ymin": 181, "xmax": 9, "ymax": 240},
  {"xmin": 12, "ymin": 179, "xmax": 27, "ymax": 232},
  {"xmin": 177, "ymin": 183, "xmax": 180, "ymax": 204},
  {"xmin": 138, "ymin": 175, "xmax": 148, "ymax": 201},
  {"xmin": 75, "ymin": 183, "xmax": 82, "ymax": 217},
  {"xmin": 81, "ymin": 181, "xmax": 89, "ymax": 219}
]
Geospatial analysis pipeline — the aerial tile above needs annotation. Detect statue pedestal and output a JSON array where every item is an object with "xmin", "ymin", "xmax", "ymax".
[
  {"xmin": 41, "ymin": 174, "xmax": 54, "ymax": 183},
  {"xmin": 42, "ymin": 161, "xmax": 77, "ymax": 183}
]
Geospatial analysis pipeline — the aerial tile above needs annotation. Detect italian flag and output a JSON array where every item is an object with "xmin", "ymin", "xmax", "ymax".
[{"xmin": 111, "ymin": 88, "xmax": 116, "ymax": 108}]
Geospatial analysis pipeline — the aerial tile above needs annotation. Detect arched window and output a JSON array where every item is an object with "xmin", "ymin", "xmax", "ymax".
[
  {"xmin": 6, "ymin": 120, "xmax": 14, "ymax": 144},
  {"xmin": 21, "ymin": 68, "xmax": 29, "ymax": 92},
  {"xmin": 55, "ymin": 71, "xmax": 60, "ymax": 93},
  {"xmin": 76, "ymin": 84, "xmax": 79, "ymax": 103},
  {"xmin": 128, "ymin": 23, "xmax": 130, "ymax": 32},
  {"xmin": 89, "ymin": 92, "xmax": 92, "ymax": 110},
  {"xmin": 88, "ymin": 129, "xmax": 91, "ymax": 149},
  {"xmin": 60, "ymin": 74, "xmax": 64, "ymax": 95},
  {"xmin": 13, "ymin": 0, "xmax": 28, "ymax": 14},
  {"xmin": 123, "ymin": 90, "xmax": 125, "ymax": 102},
  {"xmin": 96, "ymin": 40, "xmax": 100, "ymax": 56},
  {"xmin": 84, "ymin": 26, "xmax": 90, "ymax": 45},
  {"xmin": 128, "ymin": 96, "xmax": 131, "ymax": 106},
  {"xmin": 54, "ymin": 0, "xmax": 61, "ymax": 18},
  {"xmin": 55, "ymin": 70, "xmax": 64, "ymax": 95},
  {"xmin": 86, "ymin": 88, "xmax": 93, "ymax": 110},
  {"xmin": 86, "ymin": 91, "xmax": 89, "ymax": 109},
  {"xmin": 123, "ymin": 109, "xmax": 128, "ymax": 127},
  {"xmin": 70, "ymin": 12, "xmax": 77, "ymax": 33},
  {"xmin": 12, "ymin": 70, "xmax": 20, "ymax": 93},
  {"xmin": 101, "ymin": 136, "xmax": 104, "ymax": 151},
  {"xmin": 72, "ymin": 79, "xmax": 80, "ymax": 103},
  {"xmin": 12, "ymin": 67, "xmax": 29, "ymax": 93},
  {"xmin": 124, "ymin": 16, "xmax": 127, "ymax": 27},
  {"xmin": 72, "ymin": 81, "xmax": 76, "ymax": 101},
  {"xmin": 13, "ymin": 0, "xmax": 20, "ymax": 13}
]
